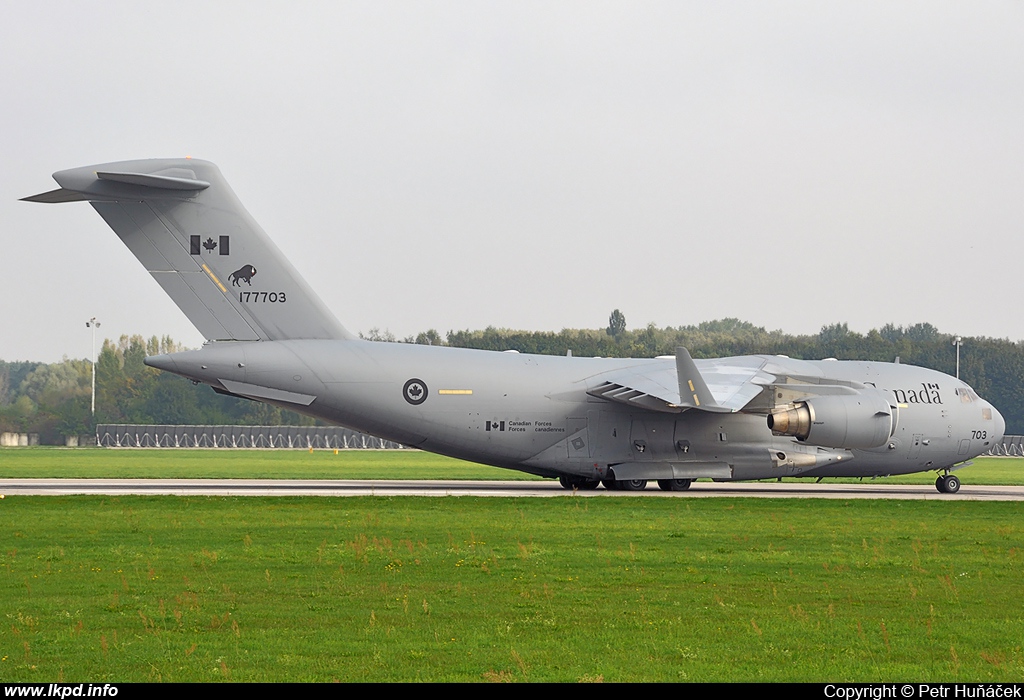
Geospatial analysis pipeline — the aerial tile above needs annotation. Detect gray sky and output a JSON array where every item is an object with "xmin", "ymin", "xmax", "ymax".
[{"xmin": 3, "ymin": 1, "xmax": 1023, "ymax": 362}]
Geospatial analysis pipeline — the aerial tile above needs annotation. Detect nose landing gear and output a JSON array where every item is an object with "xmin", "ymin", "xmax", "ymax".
[{"xmin": 935, "ymin": 474, "xmax": 961, "ymax": 494}]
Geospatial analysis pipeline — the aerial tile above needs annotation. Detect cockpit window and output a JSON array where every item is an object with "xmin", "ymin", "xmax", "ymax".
[{"xmin": 956, "ymin": 387, "xmax": 979, "ymax": 404}]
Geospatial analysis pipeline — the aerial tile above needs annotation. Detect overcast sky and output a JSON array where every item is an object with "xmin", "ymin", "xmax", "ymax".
[{"xmin": 3, "ymin": 1, "xmax": 1023, "ymax": 362}]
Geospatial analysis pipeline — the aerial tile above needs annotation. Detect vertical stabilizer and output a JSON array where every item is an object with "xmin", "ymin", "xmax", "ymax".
[{"xmin": 24, "ymin": 158, "xmax": 352, "ymax": 342}]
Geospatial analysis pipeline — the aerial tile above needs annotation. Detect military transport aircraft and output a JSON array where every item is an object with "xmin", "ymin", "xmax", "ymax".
[{"xmin": 24, "ymin": 158, "xmax": 1005, "ymax": 494}]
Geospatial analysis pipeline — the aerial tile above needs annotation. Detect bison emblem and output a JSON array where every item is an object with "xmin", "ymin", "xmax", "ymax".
[{"xmin": 228, "ymin": 264, "xmax": 257, "ymax": 286}]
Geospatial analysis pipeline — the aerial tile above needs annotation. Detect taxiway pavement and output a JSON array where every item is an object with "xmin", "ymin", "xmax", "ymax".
[{"xmin": 1, "ymin": 479, "xmax": 1022, "ymax": 500}]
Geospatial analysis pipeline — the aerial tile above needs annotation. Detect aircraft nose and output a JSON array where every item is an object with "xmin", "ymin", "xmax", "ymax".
[{"xmin": 992, "ymin": 404, "xmax": 1006, "ymax": 445}]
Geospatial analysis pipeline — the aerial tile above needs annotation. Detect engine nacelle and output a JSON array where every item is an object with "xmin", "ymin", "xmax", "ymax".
[{"xmin": 767, "ymin": 392, "xmax": 895, "ymax": 449}]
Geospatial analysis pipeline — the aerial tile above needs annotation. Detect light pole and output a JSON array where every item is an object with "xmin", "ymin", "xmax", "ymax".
[
  {"xmin": 86, "ymin": 317, "xmax": 101, "ymax": 415},
  {"xmin": 953, "ymin": 335, "xmax": 962, "ymax": 379}
]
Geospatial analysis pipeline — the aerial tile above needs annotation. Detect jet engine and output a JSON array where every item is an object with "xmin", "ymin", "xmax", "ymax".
[{"xmin": 767, "ymin": 392, "xmax": 895, "ymax": 449}]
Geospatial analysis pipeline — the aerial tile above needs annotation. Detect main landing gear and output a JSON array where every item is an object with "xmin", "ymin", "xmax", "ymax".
[
  {"xmin": 560, "ymin": 476, "xmax": 694, "ymax": 492},
  {"xmin": 603, "ymin": 478, "xmax": 648, "ymax": 491},
  {"xmin": 558, "ymin": 476, "xmax": 600, "ymax": 490},
  {"xmin": 564, "ymin": 478, "xmax": 648, "ymax": 491},
  {"xmin": 935, "ymin": 474, "xmax": 961, "ymax": 494}
]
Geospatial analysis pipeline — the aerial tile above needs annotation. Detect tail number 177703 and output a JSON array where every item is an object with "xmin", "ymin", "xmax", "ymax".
[{"xmin": 239, "ymin": 291, "xmax": 287, "ymax": 303}]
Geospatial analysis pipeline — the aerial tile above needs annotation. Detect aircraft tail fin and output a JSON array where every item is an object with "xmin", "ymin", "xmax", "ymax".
[{"xmin": 23, "ymin": 158, "xmax": 352, "ymax": 342}]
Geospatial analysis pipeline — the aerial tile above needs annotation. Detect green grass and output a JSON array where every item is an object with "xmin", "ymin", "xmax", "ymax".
[
  {"xmin": 1, "ymin": 448, "xmax": 1023, "ymax": 485},
  {"xmin": 827, "ymin": 456, "xmax": 1024, "ymax": 486},
  {"xmin": 1, "ymin": 496, "xmax": 1022, "ymax": 682},
  {"xmin": 0, "ymin": 447, "xmax": 541, "ymax": 481}
]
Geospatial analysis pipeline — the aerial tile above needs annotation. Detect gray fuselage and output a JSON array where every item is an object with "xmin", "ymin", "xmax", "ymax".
[{"xmin": 147, "ymin": 339, "xmax": 1005, "ymax": 482}]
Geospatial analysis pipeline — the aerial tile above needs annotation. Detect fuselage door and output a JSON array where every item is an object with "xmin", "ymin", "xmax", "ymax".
[{"xmin": 592, "ymin": 411, "xmax": 632, "ymax": 462}]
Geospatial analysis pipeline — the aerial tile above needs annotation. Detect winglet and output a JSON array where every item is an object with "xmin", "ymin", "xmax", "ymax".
[{"xmin": 676, "ymin": 347, "xmax": 720, "ymax": 410}]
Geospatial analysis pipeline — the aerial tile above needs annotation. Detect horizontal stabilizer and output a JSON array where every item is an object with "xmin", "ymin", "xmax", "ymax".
[
  {"xmin": 20, "ymin": 188, "xmax": 91, "ymax": 203},
  {"xmin": 96, "ymin": 170, "xmax": 210, "ymax": 191}
]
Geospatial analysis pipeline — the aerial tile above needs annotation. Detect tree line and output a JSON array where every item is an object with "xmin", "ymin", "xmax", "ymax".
[
  {"xmin": 376, "ymin": 313, "xmax": 1024, "ymax": 434},
  {"xmin": 3, "ymin": 314, "xmax": 1022, "ymax": 443},
  {"xmin": 0, "ymin": 335, "xmax": 317, "ymax": 443}
]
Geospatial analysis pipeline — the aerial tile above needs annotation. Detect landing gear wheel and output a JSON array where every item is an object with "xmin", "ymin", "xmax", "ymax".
[
  {"xmin": 935, "ymin": 476, "xmax": 945, "ymax": 493},
  {"xmin": 578, "ymin": 480, "xmax": 600, "ymax": 490},
  {"xmin": 945, "ymin": 474, "xmax": 960, "ymax": 493},
  {"xmin": 618, "ymin": 479, "xmax": 648, "ymax": 491},
  {"xmin": 657, "ymin": 479, "xmax": 692, "ymax": 491},
  {"xmin": 601, "ymin": 479, "xmax": 618, "ymax": 490},
  {"xmin": 559, "ymin": 476, "xmax": 576, "ymax": 490}
]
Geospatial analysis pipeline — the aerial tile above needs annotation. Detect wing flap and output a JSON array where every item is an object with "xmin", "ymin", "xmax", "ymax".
[{"xmin": 588, "ymin": 381, "xmax": 682, "ymax": 413}]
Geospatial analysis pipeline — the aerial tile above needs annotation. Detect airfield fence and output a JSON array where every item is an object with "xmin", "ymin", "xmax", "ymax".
[
  {"xmin": 93, "ymin": 424, "xmax": 1024, "ymax": 455},
  {"xmin": 987, "ymin": 435, "xmax": 1024, "ymax": 456},
  {"xmin": 96, "ymin": 424, "xmax": 406, "ymax": 449}
]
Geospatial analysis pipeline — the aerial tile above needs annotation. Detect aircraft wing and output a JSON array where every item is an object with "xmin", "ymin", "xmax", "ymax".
[{"xmin": 587, "ymin": 349, "xmax": 776, "ymax": 414}]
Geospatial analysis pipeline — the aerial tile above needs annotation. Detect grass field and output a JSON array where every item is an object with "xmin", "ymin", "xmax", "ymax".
[
  {"xmin": 1, "ymin": 447, "xmax": 1022, "ymax": 485},
  {"xmin": 2, "ymin": 450, "xmax": 1022, "ymax": 682},
  {"xmin": 0, "ymin": 447, "xmax": 541, "ymax": 481},
  {"xmin": 1, "ymin": 496, "xmax": 1023, "ymax": 682}
]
